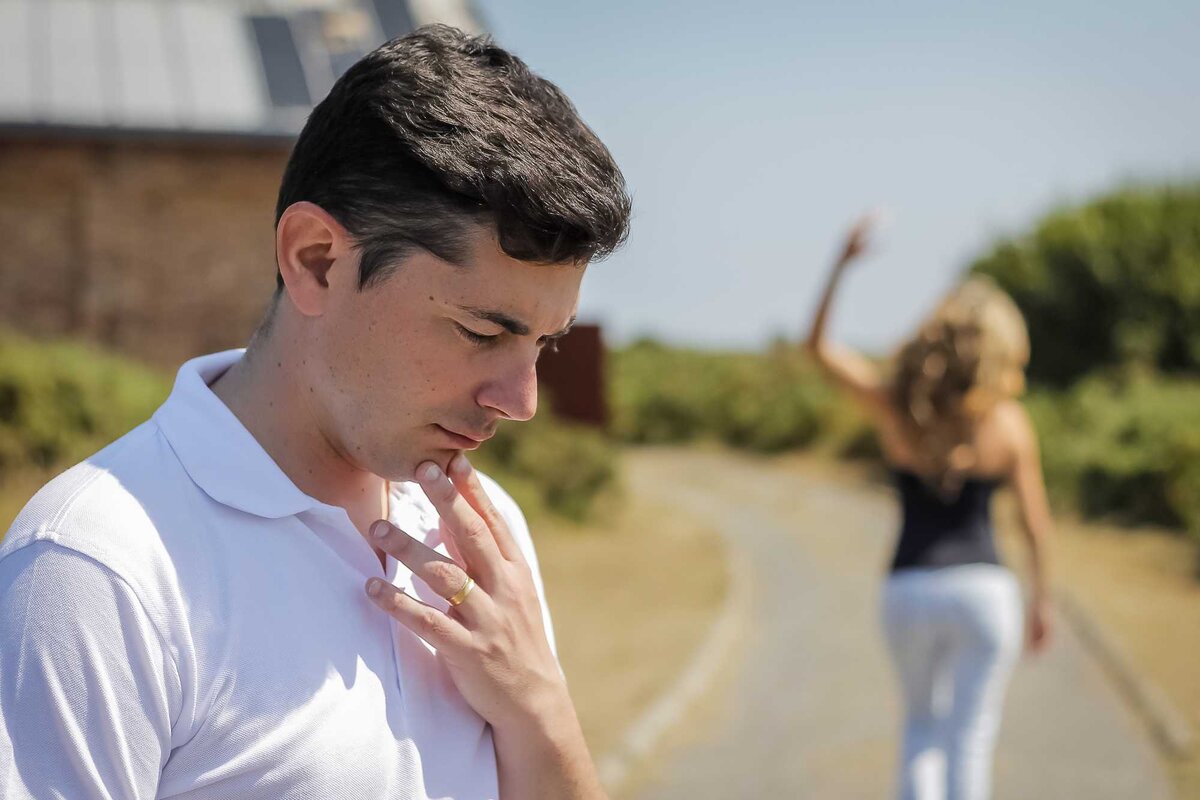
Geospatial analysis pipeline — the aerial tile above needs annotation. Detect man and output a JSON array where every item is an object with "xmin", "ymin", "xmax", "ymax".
[{"xmin": 0, "ymin": 25, "xmax": 630, "ymax": 799}]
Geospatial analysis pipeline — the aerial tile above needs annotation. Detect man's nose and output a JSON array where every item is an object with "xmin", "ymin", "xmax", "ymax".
[{"xmin": 478, "ymin": 357, "xmax": 538, "ymax": 422}]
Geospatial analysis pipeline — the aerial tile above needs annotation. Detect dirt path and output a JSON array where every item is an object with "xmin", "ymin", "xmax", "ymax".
[{"xmin": 625, "ymin": 447, "xmax": 1173, "ymax": 800}]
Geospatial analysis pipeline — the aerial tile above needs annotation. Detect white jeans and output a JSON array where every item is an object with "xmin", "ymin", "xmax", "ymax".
[{"xmin": 882, "ymin": 564, "xmax": 1023, "ymax": 800}]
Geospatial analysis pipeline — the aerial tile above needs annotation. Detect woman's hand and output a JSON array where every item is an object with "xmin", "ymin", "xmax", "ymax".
[
  {"xmin": 804, "ymin": 210, "xmax": 889, "ymax": 415},
  {"xmin": 835, "ymin": 211, "xmax": 879, "ymax": 268},
  {"xmin": 1026, "ymin": 597, "xmax": 1053, "ymax": 654}
]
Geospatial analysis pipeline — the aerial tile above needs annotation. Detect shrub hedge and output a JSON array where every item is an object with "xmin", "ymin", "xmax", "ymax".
[
  {"xmin": 0, "ymin": 331, "xmax": 618, "ymax": 527},
  {"xmin": 609, "ymin": 342, "xmax": 1200, "ymax": 542}
]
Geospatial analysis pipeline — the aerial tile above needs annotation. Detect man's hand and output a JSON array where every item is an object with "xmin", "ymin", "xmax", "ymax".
[{"xmin": 365, "ymin": 453, "xmax": 605, "ymax": 798}]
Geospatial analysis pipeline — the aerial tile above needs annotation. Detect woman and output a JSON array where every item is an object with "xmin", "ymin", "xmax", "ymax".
[{"xmin": 804, "ymin": 214, "xmax": 1054, "ymax": 800}]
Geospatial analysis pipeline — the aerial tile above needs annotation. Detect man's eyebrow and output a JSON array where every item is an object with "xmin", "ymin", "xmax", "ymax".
[
  {"xmin": 458, "ymin": 307, "xmax": 530, "ymax": 336},
  {"xmin": 458, "ymin": 306, "xmax": 575, "ymax": 338},
  {"xmin": 545, "ymin": 317, "xmax": 577, "ymax": 339}
]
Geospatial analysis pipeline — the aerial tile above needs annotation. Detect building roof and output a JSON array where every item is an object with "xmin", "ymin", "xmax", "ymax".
[{"xmin": 0, "ymin": 0, "xmax": 483, "ymax": 142}]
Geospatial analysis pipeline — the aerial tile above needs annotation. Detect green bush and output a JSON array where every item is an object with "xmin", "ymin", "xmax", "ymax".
[
  {"xmin": 609, "ymin": 341, "xmax": 733, "ymax": 444},
  {"xmin": 0, "ymin": 331, "xmax": 170, "ymax": 478},
  {"xmin": 609, "ymin": 337, "xmax": 1200, "ymax": 544},
  {"xmin": 971, "ymin": 183, "xmax": 1200, "ymax": 386},
  {"xmin": 1026, "ymin": 374, "xmax": 1200, "ymax": 538},
  {"xmin": 1166, "ymin": 430, "xmax": 1200, "ymax": 537},
  {"xmin": 0, "ymin": 330, "xmax": 618, "ymax": 525},
  {"xmin": 609, "ymin": 340, "xmax": 838, "ymax": 453},
  {"xmin": 474, "ymin": 413, "xmax": 619, "ymax": 522}
]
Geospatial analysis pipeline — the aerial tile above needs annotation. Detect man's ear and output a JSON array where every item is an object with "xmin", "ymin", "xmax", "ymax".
[{"xmin": 275, "ymin": 202, "xmax": 354, "ymax": 317}]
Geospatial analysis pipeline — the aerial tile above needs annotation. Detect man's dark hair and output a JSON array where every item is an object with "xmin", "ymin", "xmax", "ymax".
[{"xmin": 274, "ymin": 24, "xmax": 631, "ymax": 290}]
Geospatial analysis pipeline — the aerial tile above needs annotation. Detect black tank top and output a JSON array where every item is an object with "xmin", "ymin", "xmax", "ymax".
[{"xmin": 889, "ymin": 468, "xmax": 1003, "ymax": 572}]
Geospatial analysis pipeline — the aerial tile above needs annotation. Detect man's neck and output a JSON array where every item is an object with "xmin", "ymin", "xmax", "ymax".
[{"xmin": 209, "ymin": 332, "xmax": 389, "ymax": 540}]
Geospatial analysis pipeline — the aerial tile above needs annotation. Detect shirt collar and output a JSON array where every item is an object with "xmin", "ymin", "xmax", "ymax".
[{"xmin": 153, "ymin": 349, "xmax": 324, "ymax": 520}]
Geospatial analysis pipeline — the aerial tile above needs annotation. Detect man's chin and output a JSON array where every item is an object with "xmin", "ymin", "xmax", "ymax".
[{"xmin": 383, "ymin": 449, "xmax": 460, "ymax": 484}]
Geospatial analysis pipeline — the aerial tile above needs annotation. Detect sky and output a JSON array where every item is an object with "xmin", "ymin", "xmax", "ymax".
[{"xmin": 483, "ymin": 0, "xmax": 1200, "ymax": 352}]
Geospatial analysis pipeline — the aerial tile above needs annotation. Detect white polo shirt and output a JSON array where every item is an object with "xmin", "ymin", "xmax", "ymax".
[{"xmin": 0, "ymin": 349, "xmax": 556, "ymax": 800}]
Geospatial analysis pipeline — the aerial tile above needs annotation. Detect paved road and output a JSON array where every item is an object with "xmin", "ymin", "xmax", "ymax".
[{"xmin": 626, "ymin": 448, "xmax": 1173, "ymax": 800}]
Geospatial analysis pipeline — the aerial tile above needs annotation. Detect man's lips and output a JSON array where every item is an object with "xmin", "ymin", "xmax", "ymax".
[{"xmin": 435, "ymin": 424, "xmax": 492, "ymax": 449}]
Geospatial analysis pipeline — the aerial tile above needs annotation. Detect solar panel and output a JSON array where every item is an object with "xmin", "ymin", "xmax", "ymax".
[
  {"xmin": 321, "ymin": 8, "xmax": 383, "ymax": 83},
  {"xmin": 249, "ymin": 14, "xmax": 312, "ymax": 108},
  {"xmin": 288, "ymin": 9, "xmax": 337, "ymax": 105},
  {"xmin": 370, "ymin": 0, "xmax": 416, "ymax": 40},
  {"xmin": 0, "ymin": 0, "xmax": 481, "ymax": 137}
]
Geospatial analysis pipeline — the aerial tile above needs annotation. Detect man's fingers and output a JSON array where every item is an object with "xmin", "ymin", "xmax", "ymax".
[
  {"xmin": 446, "ymin": 454, "xmax": 523, "ymax": 563},
  {"xmin": 368, "ymin": 520, "xmax": 486, "ymax": 614},
  {"xmin": 415, "ymin": 461, "xmax": 502, "ymax": 582},
  {"xmin": 366, "ymin": 578, "xmax": 470, "ymax": 650}
]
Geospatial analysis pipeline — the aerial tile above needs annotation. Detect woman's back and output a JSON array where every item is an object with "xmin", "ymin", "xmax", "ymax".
[
  {"xmin": 889, "ymin": 468, "xmax": 1001, "ymax": 571},
  {"xmin": 879, "ymin": 399, "xmax": 1024, "ymax": 572}
]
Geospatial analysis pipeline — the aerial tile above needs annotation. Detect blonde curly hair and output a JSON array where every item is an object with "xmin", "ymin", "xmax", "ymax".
[{"xmin": 888, "ymin": 276, "xmax": 1030, "ymax": 495}]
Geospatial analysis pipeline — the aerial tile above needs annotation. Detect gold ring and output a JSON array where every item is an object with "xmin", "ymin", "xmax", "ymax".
[{"xmin": 447, "ymin": 576, "xmax": 476, "ymax": 607}]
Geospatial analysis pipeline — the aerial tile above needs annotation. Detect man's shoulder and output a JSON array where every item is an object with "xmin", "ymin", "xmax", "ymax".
[
  {"xmin": 1, "ymin": 419, "xmax": 193, "ymax": 584},
  {"xmin": 473, "ymin": 471, "xmax": 541, "ymax": 563},
  {"xmin": 472, "ymin": 470, "xmax": 557, "ymax": 652},
  {"xmin": 475, "ymin": 471, "xmax": 525, "ymax": 522}
]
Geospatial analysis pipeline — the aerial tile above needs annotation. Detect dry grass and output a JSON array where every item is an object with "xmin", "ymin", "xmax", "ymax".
[{"xmin": 532, "ymin": 486, "xmax": 729, "ymax": 761}]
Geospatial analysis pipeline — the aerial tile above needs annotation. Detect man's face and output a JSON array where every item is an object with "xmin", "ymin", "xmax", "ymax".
[{"xmin": 306, "ymin": 226, "xmax": 583, "ymax": 481}]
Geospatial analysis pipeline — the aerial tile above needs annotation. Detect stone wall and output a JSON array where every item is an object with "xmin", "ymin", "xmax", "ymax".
[
  {"xmin": 0, "ymin": 137, "xmax": 608, "ymax": 426},
  {"xmin": 0, "ymin": 137, "xmax": 289, "ymax": 368}
]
